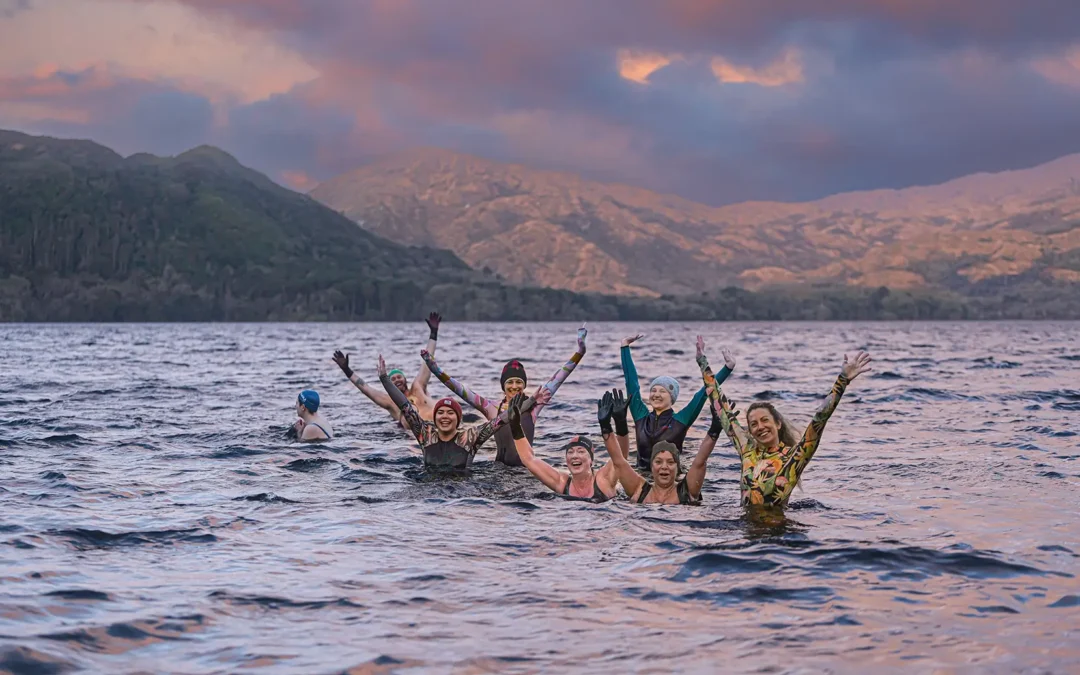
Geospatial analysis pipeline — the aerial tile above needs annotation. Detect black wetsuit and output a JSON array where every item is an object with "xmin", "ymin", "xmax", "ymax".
[
  {"xmin": 493, "ymin": 406, "xmax": 533, "ymax": 467},
  {"xmin": 633, "ymin": 410, "xmax": 695, "ymax": 470},
  {"xmin": 635, "ymin": 478, "xmax": 700, "ymax": 505}
]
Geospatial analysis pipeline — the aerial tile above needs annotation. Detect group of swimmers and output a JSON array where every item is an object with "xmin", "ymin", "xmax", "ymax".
[{"xmin": 288, "ymin": 313, "xmax": 873, "ymax": 508}]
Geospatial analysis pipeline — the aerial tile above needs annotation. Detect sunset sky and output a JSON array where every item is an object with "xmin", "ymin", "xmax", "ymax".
[{"xmin": 2, "ymin": 0, "xmax": 1080, "ymax": 205}]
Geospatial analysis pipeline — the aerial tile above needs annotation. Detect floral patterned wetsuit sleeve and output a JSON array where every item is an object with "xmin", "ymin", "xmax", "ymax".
[
  {"xmin": 620, "ymin": 345, "xmax": 649, "ymax": 421},
  {"xmin": 697, "ymin": 354, "xmax": 749, "ymax": 458},
  {"xmin": 780, "ymin": 373, "xmax": 850, "ymax": 482},
  {"xmin": 420, "ymin": 351, "xmax": 499, "ymax": 420},
  {"xmin": 532, "ymin": 326, "xmax": 587, "ymax": 419},
  {"xmin": 461, "ymin": 417, "xmax": 501, "ymax": 453}
]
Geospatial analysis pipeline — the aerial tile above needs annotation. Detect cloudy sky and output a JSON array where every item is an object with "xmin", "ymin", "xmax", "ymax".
[{"xmin": 3, "ymin": 0, "xmax": 1080, "ymax": 205}]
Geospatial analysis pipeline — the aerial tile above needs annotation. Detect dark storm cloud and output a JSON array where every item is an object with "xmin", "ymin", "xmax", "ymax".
[{"xmin": 7, "ymin": 0, "xmax": 1080, "ymax": 203}]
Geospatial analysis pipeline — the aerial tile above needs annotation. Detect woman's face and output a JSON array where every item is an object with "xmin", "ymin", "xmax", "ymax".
[
  {"xmin": 648, "ymin": 385, "xmax": 673, "ymax": 412},
  {"xmin": 503, "ymin": 377, "xmax": 526, "ymax": 399},
  {"xmin": 651, "ymin": 451, "xmax": 678, "ymax": 488},
  {"xmin": 748, "ymin": 408, "xmax": 780, "ymax": 449},
  {"xmin": 434, "ymin": 407, "xmax": 459, "ymax": 433},
  {"xmin": 565, "ymin": 446, "xmax": 592, "ymax": 476}
]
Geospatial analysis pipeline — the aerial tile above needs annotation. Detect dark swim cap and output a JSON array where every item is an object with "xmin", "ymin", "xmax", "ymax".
[
  {"xmin": 561, "ymin": 435, "xmax": 594, "ymax": 459},
  {"xmin": 501, "ymin": 359, "xmax": 528, "ymax": 388},
  {"xmin": 298, "ymin": 390, "xmax": 320, "ymax": 413},
  {"xmin": 651, "ymin": 440, "xmax": 680, "ymax": 465},
  {"xmin": 433, "ymin": 397, "xmax": 462, "ymax": 423}
]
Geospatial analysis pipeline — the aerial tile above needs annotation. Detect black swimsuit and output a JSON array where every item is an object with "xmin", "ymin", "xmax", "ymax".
[
  {"xmin": 560, "ymin": 475, "xmax": 610, "ymax": 504},
  {"xmin": 635, "ymin": 478, "xmax": 699, "ymax": 505}
]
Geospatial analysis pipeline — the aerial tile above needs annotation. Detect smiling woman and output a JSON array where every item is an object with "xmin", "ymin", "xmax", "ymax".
[{"xmin": 697, "ymin": 335, "xmax": 873, "ymax": 508}]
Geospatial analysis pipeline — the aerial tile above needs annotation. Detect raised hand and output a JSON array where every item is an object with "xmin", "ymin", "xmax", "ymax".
[
  {"xmin": 696, "ymin": 335, "xmax": 705, "ymax": 359},
  {"xmin": 610, "ymin": 388, "xmax": 629, "ymax": 436},
  {"xmin": 722, "ymin": 348, "xmax": 736, "ymax": 371},
  {"xmin": 596, "ymin": 390, "xmax": 614, "ymax": 434},
  {"xmin": 611, "ymin": 388, "xmax": 628, "ymax": 421},
  {"xmin": 533, "ymin": 386, "xmax": 553, "ymax": 408},
  {"xmin": 426, "ymin": 311, "xmax": 442, "ymax": 339},
  {"xmin": 508, "ymin": 392, "xmax": 526, "ymax": 439},
  {"xmin": 332, "ymin": 350, "xmax": 353, "ymax": 377},
  {"xmin": 576, "ymin": 322, "xmax": 588, "ymax": 351},
  {"xmin": 622, "ymin": 334, "xmax": 645, "ymax": 347},
  {"xmin": 841, "ymin": 351, "xmax": 872, "ymax": 381},
  {"xmin": 377, "ymin": 354, "xmax": 388, "ymax": 378}
]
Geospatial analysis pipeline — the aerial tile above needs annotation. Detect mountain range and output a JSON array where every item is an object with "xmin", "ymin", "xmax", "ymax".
[
  {"xmin": 2, "ymin": 128, "xmax": 1078, "ymax": 321},
  {"xmin": 311, "ymin": 148, "xmax": 1080, "ymax": 298}
]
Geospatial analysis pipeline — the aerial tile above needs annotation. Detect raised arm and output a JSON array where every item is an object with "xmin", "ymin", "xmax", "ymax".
[
  {"xmin": 532, "ymin": 323, "xmax": 588, "ymax": 418},
  {"xmin": 675, "ymin": 340, "xmax": 733, "ymax": 426},
  {"xmin": 696, "ymin": 337, "xmax": 749, "ymax": 457},
  {"xmin": 610, "ymin": 387, "xmax": 633, "ymax": 460},
  {"xmin": 413, "ymin": 312, "xmax": 441, "ymax": 393},
  {"xmin": 333, "ymin": 350, "xmax": 402, "ymax": 420},
  {"xmin": 378, "ymin": 354, "xmax": 426, "ymax": 442},
  {"xmin": 685, "ymin": 401, "xmax": 723, "ymax": 499},
  {"xmin": 506, "ymin": 394, "xmax": 566, "ymax": 492},
  {"xmin": 420, "ymin": 349, "xmax": 499, "ymax": 420},
  {"xmin": 782, "ymin": 351, "xmax": 871, "ymax": 481},
  {"xmin": 598, "ymin": 390, "xmax": 645, "ymax": 497},
  {"xmin": 620, "ymin": 334, "xmax": 649, "ymax": 421}
]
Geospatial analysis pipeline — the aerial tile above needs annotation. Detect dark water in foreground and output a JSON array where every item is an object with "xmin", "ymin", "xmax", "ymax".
[{"xmin": 1, "ymin": 322, "xmax": 1078, "ymax": 674}]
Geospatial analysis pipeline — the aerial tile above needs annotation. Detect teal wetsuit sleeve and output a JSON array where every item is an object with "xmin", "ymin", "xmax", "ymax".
[
  {"xmin": 674, "ymin": 364, "xmax": 729, "ymax": 426},
  {"xmin": 673, "ymin": 386, "xmax": 707, "ymax": 427},
  {"xmin": 621, "ymin": 345, "xmax": 648, "ymax": 421}
]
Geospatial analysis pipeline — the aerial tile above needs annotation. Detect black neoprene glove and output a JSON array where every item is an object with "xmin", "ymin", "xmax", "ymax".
[
  {"xmin": 707, "ymin": 400, "xmax": 723, "ymax": 440},
  {"xmin": 611, "ymin": 388, "xmax": 629, "ymax": 436},
  {"xmin": 332, "ymin": 350, "xmax": 354, "ymax": 378},
  {"xmin": 426, "ymin": 312, "xmax": 441, "ymax": 340},
  {"xmin": 508, "ymin": 393, "xmax": 527, "ymax": 440},
  {"xmin": 597, "ymin": 391, "xmax": 614, "ymax": 435}
]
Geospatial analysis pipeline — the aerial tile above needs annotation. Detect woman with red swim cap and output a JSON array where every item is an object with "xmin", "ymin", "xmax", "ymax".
[{"xmin": 377, "ymin": 354, "xmax": 505, "ymax": 470}]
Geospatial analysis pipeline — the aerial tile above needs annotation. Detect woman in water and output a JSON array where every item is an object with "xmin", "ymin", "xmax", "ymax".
[
  {"xmin": 620, "ymin": 334, "xmax": 733, "ymax": 469},
  {"xmin": 696, "ymin": 336, "xmax": 872, "ymax": 507},
  {"xmin": 287, "ymin": 390, "xmax": 333, "ymax": 442},
  {"xmin": 420, "ymin": 324, "xmax": 587, "ymax": 467},
  {"xmin": 598, "ymin": 388, "xmax": 723, "ymax": 505},
  {"xmin": 332, "ymin": 312, "xmax": 442, "ymax": 430},
  {"xmin": 505, "ymin": 391, "xmax": 620, "ymax": 503},
  {"xmin": 377, "ymin": 354, "xmax": 506, "ymax": 470}
]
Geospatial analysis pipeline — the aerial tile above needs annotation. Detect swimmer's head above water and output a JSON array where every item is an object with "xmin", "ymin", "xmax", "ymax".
[
  {"xmin": 296, "ymin": 389, "xmax": 320, "ymax": 417},
  {"xmin": 501, "ymin": 359, "xmax": 528, "ymax": 398},
  {"xmin": 744, "ymin": 402, "xmax": 796, "ymax": 451},
  {"xmin": 648, "ymin": 376, "xmax": 679, "ymax": 412},
  {"xmin": 560, "ymin": 435, "xmax": 594, "ymax": 477},
  {"xmin": 650, "ymin": 441, "xmax": 680, "ymax": 488},
  {"xmin": 387, "ymin": 368, "xmax": 408, "ymax": 394},
  {"xmin": 432, "ymin": 397, "xmax": 462, "ymax": 433}
]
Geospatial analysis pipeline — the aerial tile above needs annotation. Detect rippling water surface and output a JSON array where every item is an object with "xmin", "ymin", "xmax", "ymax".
[{"xmin": 1, "ymin": 321, "xmax": 1078, "ymax": 674}]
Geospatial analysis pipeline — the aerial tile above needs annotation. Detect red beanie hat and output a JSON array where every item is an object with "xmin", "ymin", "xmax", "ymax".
[{"xmin": 433, "ymin": 397, "xmax": 462, "ymax": 423}]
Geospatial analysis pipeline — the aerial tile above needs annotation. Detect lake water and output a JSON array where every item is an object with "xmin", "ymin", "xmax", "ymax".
[{"xmin": 1, "ymin": 321, "xmax": 1078, "ymax": 674}]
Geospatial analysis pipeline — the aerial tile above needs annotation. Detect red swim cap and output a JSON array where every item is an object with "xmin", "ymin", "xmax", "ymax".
[{"xmin": 433, "ymin": 397, "xmax": 462, "ymax": 422}]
